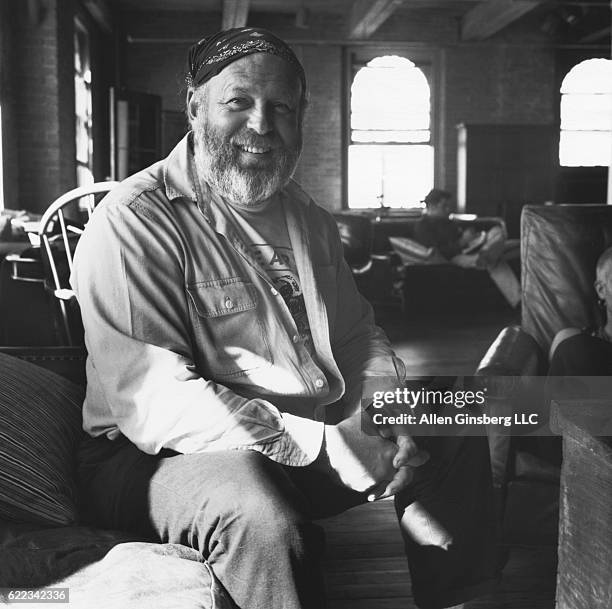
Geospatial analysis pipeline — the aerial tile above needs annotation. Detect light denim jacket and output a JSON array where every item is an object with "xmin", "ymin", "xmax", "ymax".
[{"xmin": 71, "ymin": 134, "xmax": 405, "ymax": 466}]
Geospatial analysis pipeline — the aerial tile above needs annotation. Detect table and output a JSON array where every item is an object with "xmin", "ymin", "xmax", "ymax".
[{"xmin": 550, "ymin": 400, "xmax": 612, "ymax": 609}]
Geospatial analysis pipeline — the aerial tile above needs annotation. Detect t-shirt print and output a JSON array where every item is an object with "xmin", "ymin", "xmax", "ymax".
[{"xmin": 248, "ymin": 242, "xmax": 314, "ymax": 354}]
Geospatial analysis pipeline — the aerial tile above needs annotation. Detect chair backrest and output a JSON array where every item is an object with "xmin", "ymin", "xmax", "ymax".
[
  {"xmin": 333, "ymin": 213, "xmax": 373, "ymax": 272},
  {"xmin": 38, "ymin": 182, "xmax": 119, "ymax": 345},
  {"xmin": 521, "ymin": 204, "xmax": 612, "ymax": 352}
]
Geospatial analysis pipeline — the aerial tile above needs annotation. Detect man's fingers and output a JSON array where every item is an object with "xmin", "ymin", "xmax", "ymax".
[
  {"xmin": 392, "ymin": 434, "xmax": 419, "ymax": 467},
  {"xmin": 405, "ymin": 449, "xmax": 430, "ymax": 468},
  {"xmin": 375, "ymin": 466, "xmax": 415, "ymax": 500},
  {"xmin": 366, "ymin": 480, "xmax": 389, "ymax": 502}
]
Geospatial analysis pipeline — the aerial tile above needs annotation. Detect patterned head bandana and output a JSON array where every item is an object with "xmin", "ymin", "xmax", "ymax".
[{"xmin": 186, "ymin": 27, "xmax": 306, "ymax": 93}]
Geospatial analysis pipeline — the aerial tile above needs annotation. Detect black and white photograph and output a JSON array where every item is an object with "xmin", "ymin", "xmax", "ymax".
[{"xmin": 0, "ymin": 1, "xmax": 611, "ymax": 608}]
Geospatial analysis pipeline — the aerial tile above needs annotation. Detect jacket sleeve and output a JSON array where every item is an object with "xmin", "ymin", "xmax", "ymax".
[
  {"xmin": 71, "ymin": 196, "xmax": 322, "ymax": 466},
  {"xmin": 323, "ymin": 212, "xmax": 406, "ymax": 414}
]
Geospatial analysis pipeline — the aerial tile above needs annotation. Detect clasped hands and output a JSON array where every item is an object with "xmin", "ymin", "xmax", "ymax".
[{"xmin": 323, "ymin": 406, "xmax": 429, "ymax": 501}]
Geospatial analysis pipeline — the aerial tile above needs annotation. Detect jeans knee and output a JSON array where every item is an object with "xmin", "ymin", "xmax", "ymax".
[
  {"xmin": 213, "ymin": 455, "xmax": 317, "ymax": 552},
  {"xmin": 236, "ymin": 486, "xmax": 306, "ymax": 541}
]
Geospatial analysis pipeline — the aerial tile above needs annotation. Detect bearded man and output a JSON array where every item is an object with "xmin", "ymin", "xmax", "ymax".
[{"xmin": 71, "ymin": 28, "xmax": 498, "ymax": 609}]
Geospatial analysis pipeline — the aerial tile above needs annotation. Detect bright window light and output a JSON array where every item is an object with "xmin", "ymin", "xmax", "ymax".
[
  {"xmin": 349, "ymin": 55, "xmax": 433, "ymax": 208},
  {"xmin": 0, "ymin": 104, "xmax": 4, "ymax": 211},
  {"xmin": 348, "ymin": 145, "xmax": 433, "ymax": 209},
  {"xmin": 560, "ymin": 58, "xmax": 612, "ymax": 167}
]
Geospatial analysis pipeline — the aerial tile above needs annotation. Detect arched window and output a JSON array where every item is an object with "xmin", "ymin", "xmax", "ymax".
[
  {"xmin": 348, "ymin": 55, "xmax": 433, "ymax": 209},
  {"xmin": 560, "ymin": 58, "xmax": 612, "ymax": 167}
]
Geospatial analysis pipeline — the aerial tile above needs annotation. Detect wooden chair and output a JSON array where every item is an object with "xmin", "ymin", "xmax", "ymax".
[{"xmin": 37, "ymin": 182, "xmax": 119, "ymax": 345}]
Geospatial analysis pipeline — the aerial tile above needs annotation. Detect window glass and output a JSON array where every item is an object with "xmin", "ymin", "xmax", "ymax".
[
  {"xmin": 348, "ymin": 144, "xmax": 433, "ymax": 209},
  {"xmin": 560, "ymin": 58, "xmax": 612, "ymax": 167},
  {"xmin": 349, "ymin": 55, "xmax": 433, "ymax": 208}
]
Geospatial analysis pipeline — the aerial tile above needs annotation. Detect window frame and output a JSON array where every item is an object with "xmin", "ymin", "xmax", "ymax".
[
  {"xmin": 342, "ymin": 46, "xmax": 440, "ymax": 209},
  {"xmin": 74, "ymin": 17, "xmax": 94, "ymax": 186}
]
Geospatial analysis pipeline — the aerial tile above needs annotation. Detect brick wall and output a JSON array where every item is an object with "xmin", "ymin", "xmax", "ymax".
[
  {"xmin": 443, "ymin": 43, "xmax": 556, "ymax": 192},
  {"xmin": 294, "ymin": 45, "xmax": 343, "ymax": 211},
  {"xmin": 1, "ymin": 1, "xmax": 116, "ymax": 212},
  {"xmin": 117, "ymin": 8, "xmax": 557, "ymax": 212},
  {"xmin": 5, "ymin": 0, "xmax": 77, "ymax": 213}
]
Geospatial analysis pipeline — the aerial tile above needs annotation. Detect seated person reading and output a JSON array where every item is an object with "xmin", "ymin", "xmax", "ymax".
[{"xmin": 414, "ymin": 189, "xmax": 521, "ymax": 307}]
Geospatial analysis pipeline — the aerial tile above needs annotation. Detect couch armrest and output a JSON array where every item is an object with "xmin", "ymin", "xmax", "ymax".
[
  {"xmin": 476, "ymin": 325, "xmax": 544, "ymax": 377},
  {"xmin": 475, "ymin": 327, "xmax": 547, "ymax": 487},
  {"xmin": 0, "ymin": 346, "xmax": 87, "ymax": 386}
]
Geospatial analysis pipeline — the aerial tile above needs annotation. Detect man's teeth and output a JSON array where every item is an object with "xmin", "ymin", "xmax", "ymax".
[{"xmin": 239, "ymin": 145, "xmax": 270, "ymax": 154}]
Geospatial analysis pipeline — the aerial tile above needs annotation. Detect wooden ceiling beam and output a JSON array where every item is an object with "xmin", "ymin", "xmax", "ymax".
[
  {"xmin": 461, "ymin": 0, "xmax": 543, "ymax": 41},
  {"xmin": 222, "ymin": 0, "xmax": 250, "ymax": 29},
  {"xmin": 348, "ymin": 0, "xmax": 408, "ymax": 39},
  {"xmin": 580, "ymin": 24, "xmax": 611, "ymax": 43}
]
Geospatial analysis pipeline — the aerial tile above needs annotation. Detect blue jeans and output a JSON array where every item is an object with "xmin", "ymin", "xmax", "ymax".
[{"xmin": 78, "ymin": 435, "xmax": 498, "ymax": 609}]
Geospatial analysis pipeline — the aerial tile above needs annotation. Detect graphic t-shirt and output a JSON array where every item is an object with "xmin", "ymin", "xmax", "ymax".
[{"xmin": 227, "ymin": 197, "xmax": 316, "ymax": 355}]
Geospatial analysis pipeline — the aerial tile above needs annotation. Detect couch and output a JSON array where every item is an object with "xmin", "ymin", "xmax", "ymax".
[
  {"xmin": 476, "ymin": 203, "xmax": 612, "ymax": 544},
  {"xmin": 0, "ymin": 347, "xmax": 236, "ymax": 609},
  {"xmin": 333, "ymin": 209, "xmax": 516, "ymax": 313}
]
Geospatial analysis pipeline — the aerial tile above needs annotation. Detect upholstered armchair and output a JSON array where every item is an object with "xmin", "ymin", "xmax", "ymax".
[{"xmin": 476, "ymin": 204, "xmax": 612, "ymax": 543}]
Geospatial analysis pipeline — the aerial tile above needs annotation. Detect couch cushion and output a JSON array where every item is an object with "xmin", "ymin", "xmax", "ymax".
[
  {"xmin": 0, "ymin": 522, "xmax": 236, "ymax": 608},
  {"xmin": 0, "ymin": 352, "xmax": 84, "ymax": 526}
]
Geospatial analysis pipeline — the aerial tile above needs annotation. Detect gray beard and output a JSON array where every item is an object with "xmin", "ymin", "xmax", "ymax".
[{"xmin": 193, "ymin": 122, "xmax": 301, "ymax": 207}]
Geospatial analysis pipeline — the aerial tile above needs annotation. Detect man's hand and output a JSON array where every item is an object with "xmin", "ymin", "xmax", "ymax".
[
  {"xmin": 323, "ymin": 408, "xmax": 397, "ymax": 494},
  {"xmin": 368, "ymin": 425, "xmax": 430, "ymax": 501},
  {"xmin": 322, "ymin": 409, "xmax": 429, "ymax": 499}
]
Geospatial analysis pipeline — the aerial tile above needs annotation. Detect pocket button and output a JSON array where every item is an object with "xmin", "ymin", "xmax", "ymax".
[{"xmin": 225, "ymin": 297, "xmax": 234, "ymax": 310}]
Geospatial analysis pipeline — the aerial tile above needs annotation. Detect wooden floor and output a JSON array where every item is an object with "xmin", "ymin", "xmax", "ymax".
[
  {"xmin": 321, "ymin": 500, "xmax": 557, "ymax": 609},
  {"xmin": 380, "ymin": 306, "xmax": 519, "ymax": 377},
  {"xmin": 320, "ymin": 305, "xmax": 558, "ymax": 609}
]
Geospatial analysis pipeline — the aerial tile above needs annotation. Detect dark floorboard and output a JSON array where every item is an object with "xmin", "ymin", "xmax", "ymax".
[{"xmin": 320, "ymin": 305, "xmax": 557, "ymax": 609}]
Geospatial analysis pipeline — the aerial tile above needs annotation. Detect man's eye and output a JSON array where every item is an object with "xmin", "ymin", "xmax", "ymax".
[
  {"xmin": 273, "ymin": 103, "xmax": 293, "ymax": 114},
  {"xmin": 226, "ymin": 98, "xmax": 249, "ymax": 109}
]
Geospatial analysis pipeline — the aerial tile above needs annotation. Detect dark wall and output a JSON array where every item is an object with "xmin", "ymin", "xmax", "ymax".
[{"xmin": 1, "ymin": 0, "xmax": 77, "ymax": 213}]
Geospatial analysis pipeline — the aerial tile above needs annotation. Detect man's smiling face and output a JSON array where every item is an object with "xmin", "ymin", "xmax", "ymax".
[{"xmin": 188, "ymin": 52, "xmax": 304, "ymax": 206}]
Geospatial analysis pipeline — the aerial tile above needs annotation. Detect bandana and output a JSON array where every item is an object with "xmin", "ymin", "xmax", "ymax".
[{"xmin": 186, "ymin": 27, "xmax": 306, "ymax": 92}]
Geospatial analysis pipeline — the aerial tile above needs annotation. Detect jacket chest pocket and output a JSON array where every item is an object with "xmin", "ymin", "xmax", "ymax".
[{"xmin": 187, "ymin": 279, "xmax": 273, "ymax": 378}]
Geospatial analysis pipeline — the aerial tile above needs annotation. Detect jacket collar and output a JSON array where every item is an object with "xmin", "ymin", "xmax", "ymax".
[{"xmin": 163, "ymin": 132, "xmax": 199, "ymax": 203}]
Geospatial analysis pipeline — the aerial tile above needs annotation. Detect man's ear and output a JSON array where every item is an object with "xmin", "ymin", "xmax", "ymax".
[
  {"xmin": 595, "ymin": 278, "xmax": 605, "ymax": 301},
  {"xmin": 186, "ymin": 88, "xmax": 198, "ymax": 123}
]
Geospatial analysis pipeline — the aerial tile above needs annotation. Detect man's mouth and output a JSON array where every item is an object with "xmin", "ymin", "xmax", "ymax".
[{"xmin": 237, "ymin": 144, "xmax": 272, "ymax": 154}]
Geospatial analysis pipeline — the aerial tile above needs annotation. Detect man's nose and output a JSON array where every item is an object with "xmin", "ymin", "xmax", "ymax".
[{"xmin": 246, "ymin": 104, "xmax": 272, "ymax": 135}]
